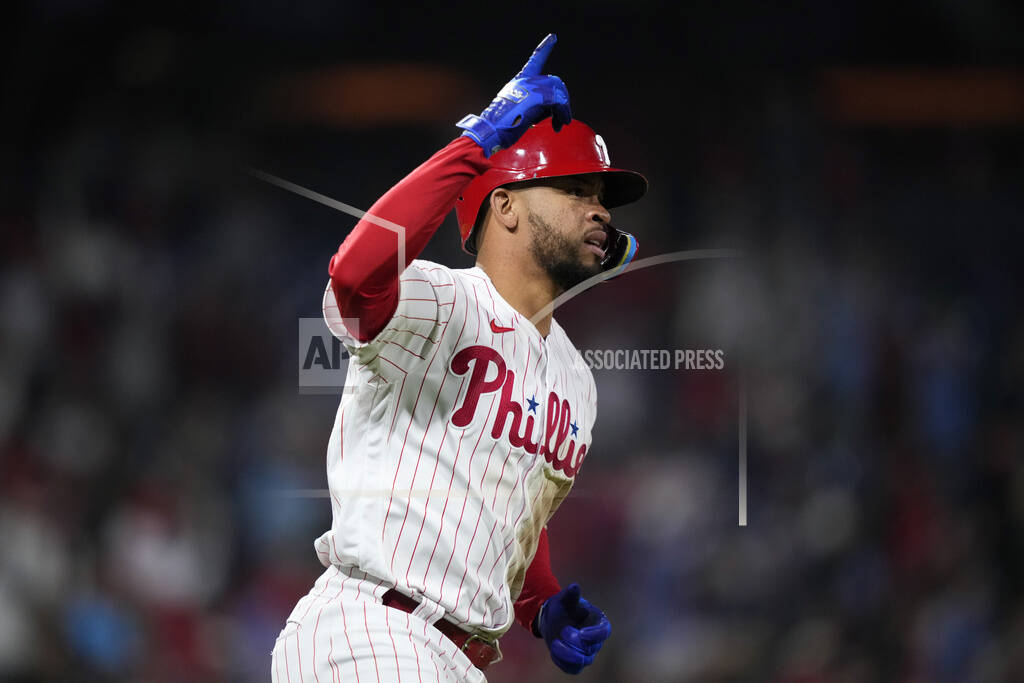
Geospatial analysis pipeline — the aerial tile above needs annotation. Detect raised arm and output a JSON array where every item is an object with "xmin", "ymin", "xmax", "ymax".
[
  {"xmin": 330, "ymin": 33, "xmax": 571, "ymax": 342},
  {"xmin": 328, "ymin": 138, "xmax": 488, "ymax": 342}
]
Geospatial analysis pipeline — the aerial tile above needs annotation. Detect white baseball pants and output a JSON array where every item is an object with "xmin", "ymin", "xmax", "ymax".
[{"xmin": 271, "ymin": 565, "xmax": 488, "ymax": 683}]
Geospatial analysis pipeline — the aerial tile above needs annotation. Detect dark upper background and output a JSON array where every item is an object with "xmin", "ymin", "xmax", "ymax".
[{"xmin": 1, "ymin": 2, "xmax": 1022, "ymax": 682}]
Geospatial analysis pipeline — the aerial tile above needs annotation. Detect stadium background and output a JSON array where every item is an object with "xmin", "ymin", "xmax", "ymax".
[{"xmin": 2, "ymin": 2, "xmax": 1023, "ymax": 681}]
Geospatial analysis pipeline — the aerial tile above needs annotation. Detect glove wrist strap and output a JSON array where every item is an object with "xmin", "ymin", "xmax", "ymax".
[
  {"xmin": 456, "ymin": 114, "xmax": 502, "ymax": 158},
  {"xmin": 532, "ymin": 603, "xmax": 546, "ymax": 638}
]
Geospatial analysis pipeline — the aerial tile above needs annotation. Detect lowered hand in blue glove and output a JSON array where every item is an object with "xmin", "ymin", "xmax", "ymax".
[
  {"xmin": 535, "ymin": 583, "xmax": 611, "ymax": 675},
  {"xmin": 457, "ymin": 33, "xmax": 572, "ymax": 157}
]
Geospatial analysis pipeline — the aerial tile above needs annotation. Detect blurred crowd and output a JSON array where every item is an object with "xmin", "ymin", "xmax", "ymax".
[{"xmin": 3, "ymin": 7, "xmax": 1024, "ymax": 683}]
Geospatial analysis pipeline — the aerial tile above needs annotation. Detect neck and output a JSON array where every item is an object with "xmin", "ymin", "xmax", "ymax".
[{"xmin": 476, "ymin": 254, "xmax": 559, "ymax": 338}]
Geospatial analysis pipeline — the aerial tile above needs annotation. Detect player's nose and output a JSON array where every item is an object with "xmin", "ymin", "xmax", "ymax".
[{"xmin": 586, "ymin": 203, "xmax": 610, "ymax": 226}]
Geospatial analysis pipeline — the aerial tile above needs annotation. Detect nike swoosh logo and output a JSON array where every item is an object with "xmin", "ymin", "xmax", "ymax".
[{"xmin": 490, "ymin": 319, "xmax": 515, "ymax": 334}]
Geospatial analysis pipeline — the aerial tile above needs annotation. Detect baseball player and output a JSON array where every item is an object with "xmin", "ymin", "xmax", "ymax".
[{"xmin": 272, "ymin": 34, "xmax": 646, "ymax": 681}]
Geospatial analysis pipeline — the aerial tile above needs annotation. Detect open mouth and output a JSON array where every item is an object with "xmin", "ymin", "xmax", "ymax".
[{"xmin": 583, "ymin": 229, "xmax": 608, "ymax": 254}]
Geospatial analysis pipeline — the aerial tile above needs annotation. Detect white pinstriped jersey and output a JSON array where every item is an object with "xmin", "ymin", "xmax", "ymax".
[{"xmin": 318, "ymin": 259, "xmax": 597, "ymax": 638}]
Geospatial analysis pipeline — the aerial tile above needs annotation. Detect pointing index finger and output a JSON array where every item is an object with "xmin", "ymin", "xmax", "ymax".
[{"xmin": 516, "ymin": 33, "xmax": 557, "ymax": 77}]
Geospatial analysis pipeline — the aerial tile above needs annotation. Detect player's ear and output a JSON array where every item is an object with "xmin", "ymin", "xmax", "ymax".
[{"xmin": 489, "ymin": 188, "xmax": 519, "ymax": 231}]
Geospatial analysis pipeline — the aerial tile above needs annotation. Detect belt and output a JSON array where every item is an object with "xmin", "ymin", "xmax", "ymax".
[{"xmin": 380, "ymin": 588, "xmax": 502, "ymax": 671}]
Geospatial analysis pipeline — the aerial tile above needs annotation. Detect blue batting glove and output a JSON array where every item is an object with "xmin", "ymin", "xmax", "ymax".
[
  {"xmin": 535, "ymin": 583, "xmax": 611, "ymax": 675},
  {"xmin": 456, "ymin": 33, "xmax": 572, "ymax": 157}
]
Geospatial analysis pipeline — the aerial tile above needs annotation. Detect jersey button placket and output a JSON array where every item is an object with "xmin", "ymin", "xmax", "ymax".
[{"xmin": 536, "ymin": 342, "xmax": 550, "ymax": 460}]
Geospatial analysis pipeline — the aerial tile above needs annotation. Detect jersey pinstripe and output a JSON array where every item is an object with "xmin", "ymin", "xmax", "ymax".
[{"xmin": 317, "ymin": 259, "xmax": 596, "ymax": 638}]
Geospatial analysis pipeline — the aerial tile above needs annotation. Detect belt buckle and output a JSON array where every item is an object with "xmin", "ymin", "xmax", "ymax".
[{"xmin": 461, "ymin": 633, "xmax": 503, "ymax": 665}]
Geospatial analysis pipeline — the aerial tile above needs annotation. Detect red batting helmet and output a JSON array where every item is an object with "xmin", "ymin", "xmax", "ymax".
[{"xmin": 455, "ymin": 118, "xmax": 647, "ymax": 254}]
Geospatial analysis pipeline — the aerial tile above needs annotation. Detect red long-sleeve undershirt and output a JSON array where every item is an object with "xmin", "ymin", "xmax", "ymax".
[
  {"xmin": 328, "ymin": 136, "xmax": 487, "ymax": 342},
  {"xmin": 515, "ymin": 527, "xmax": 562, "ymax": 635},
  {"xmin": 327, "ymin": 135, "xmax": 561, "ymax": 633}
]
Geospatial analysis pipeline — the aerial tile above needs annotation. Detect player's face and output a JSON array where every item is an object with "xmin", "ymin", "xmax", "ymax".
[{"xmin": 519, "ymin": 174, "xmax": 611, "ymax": 291}]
